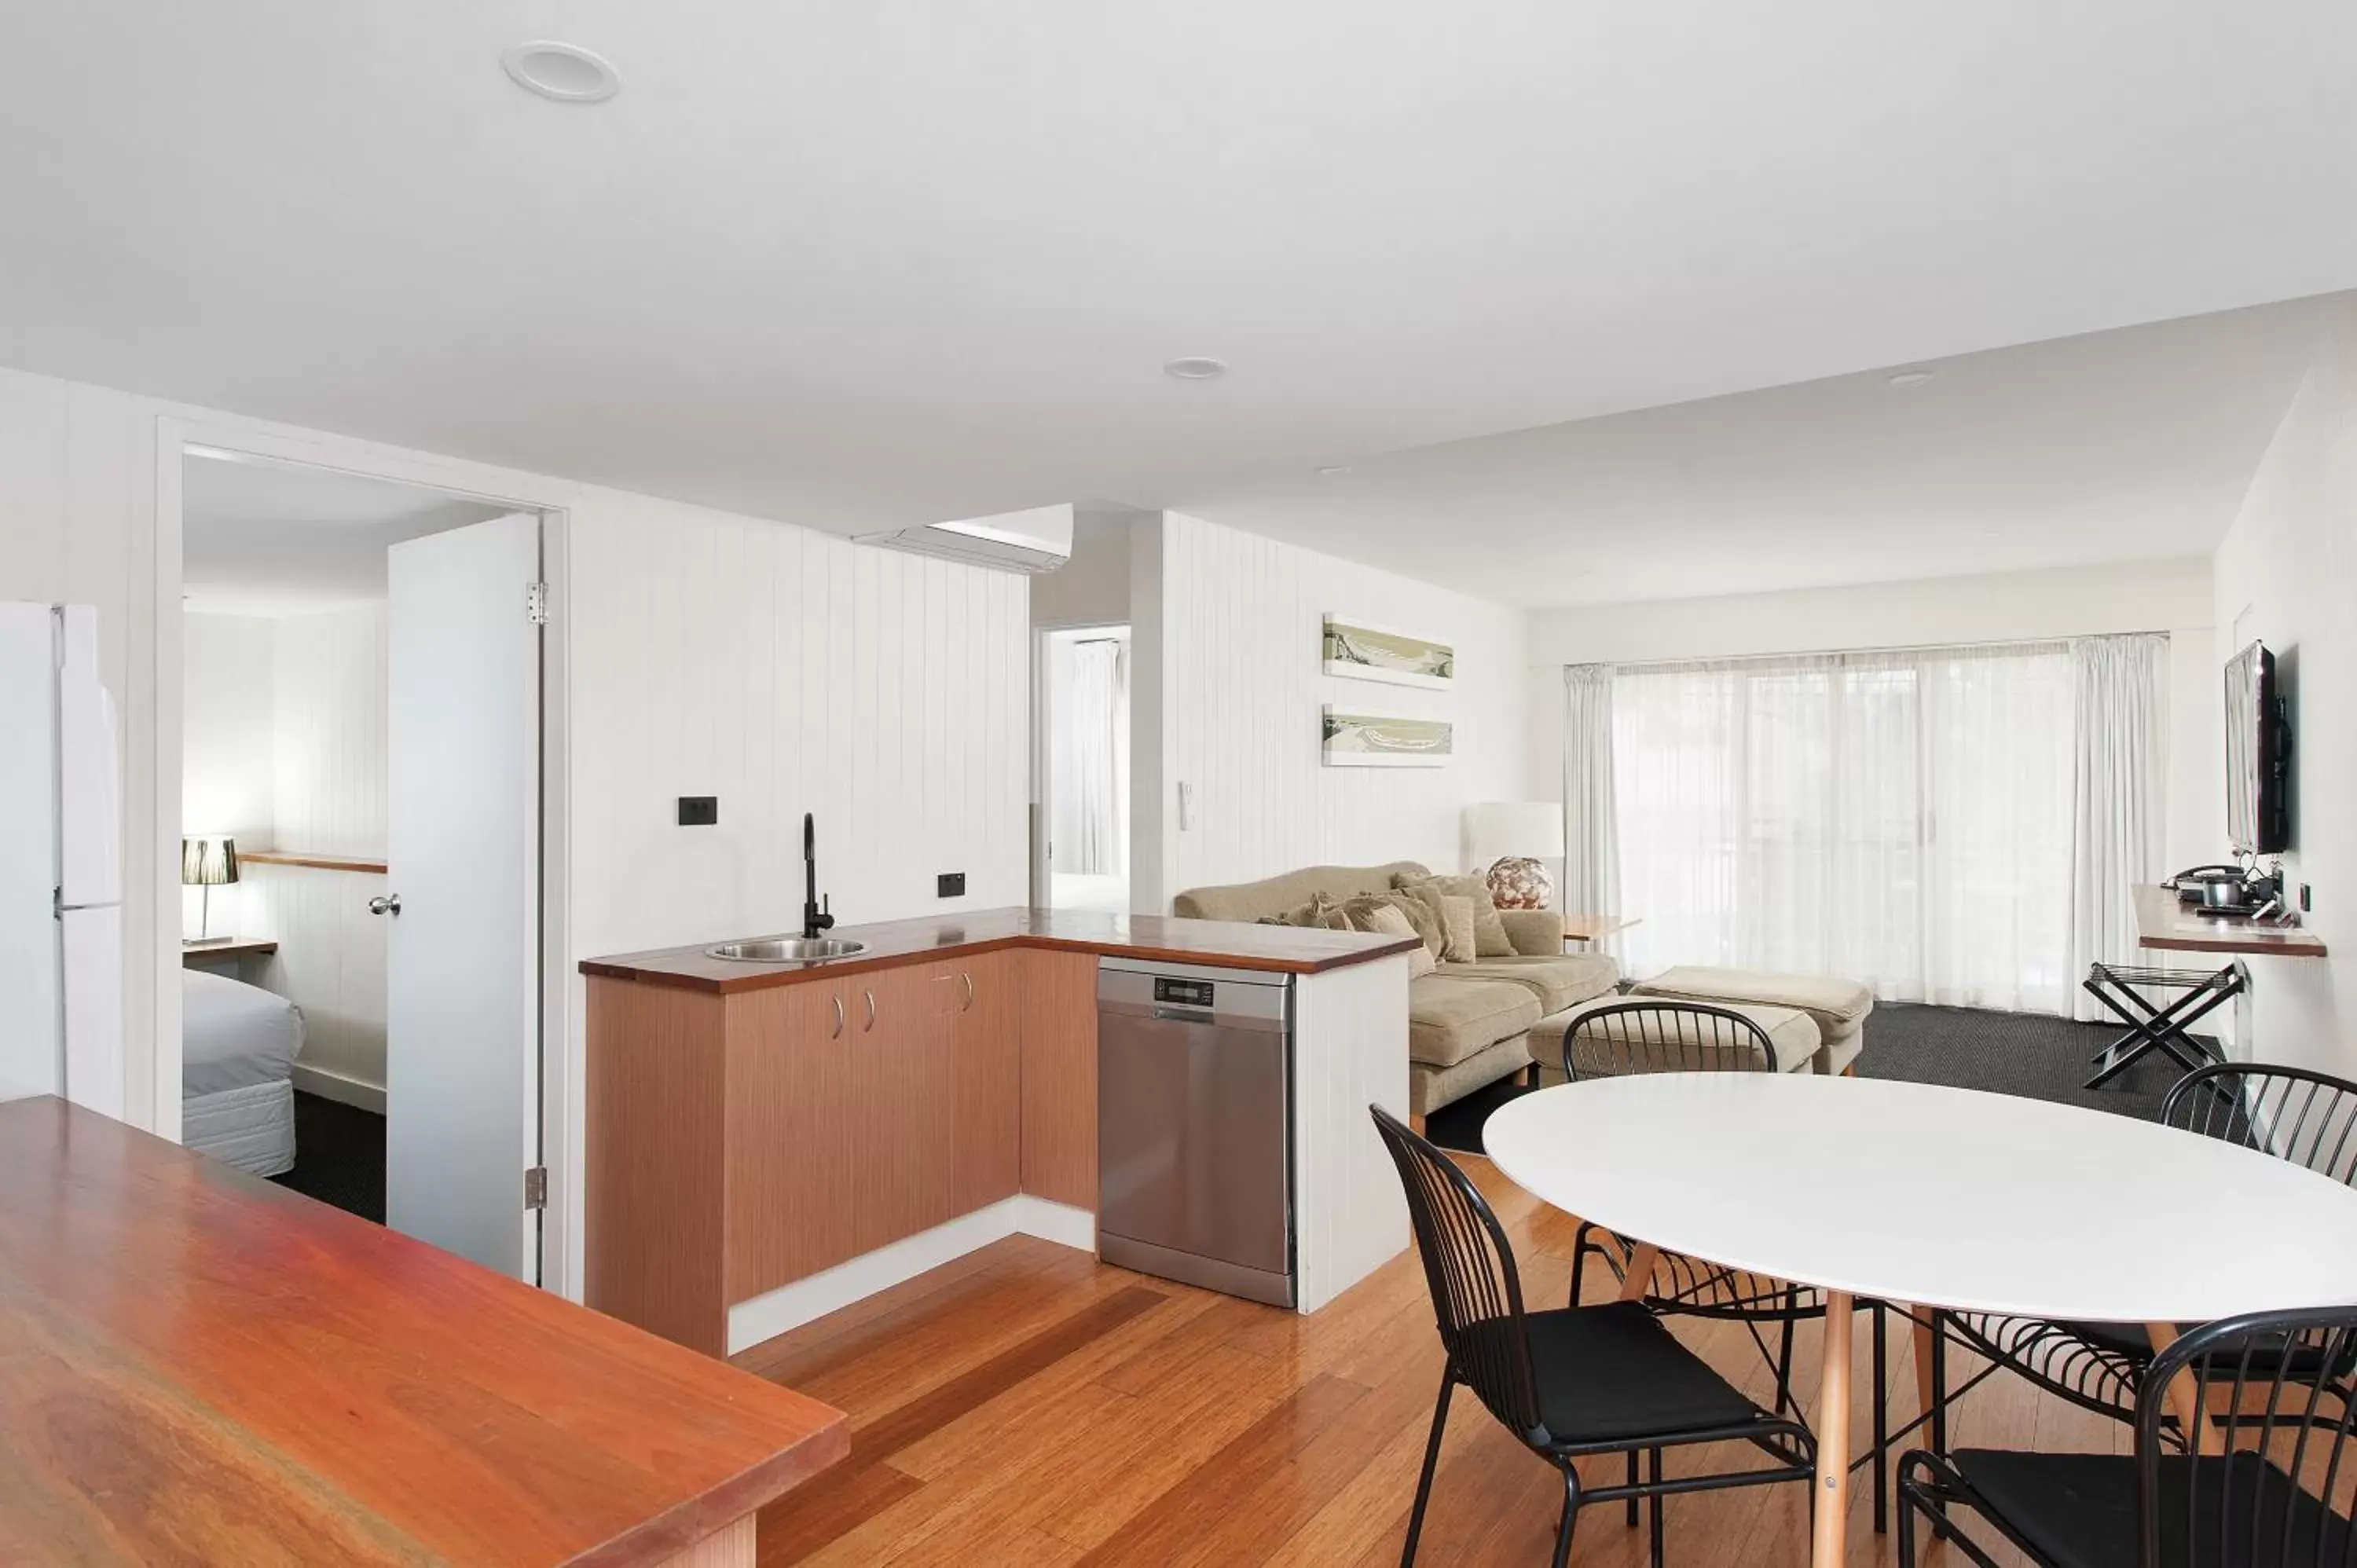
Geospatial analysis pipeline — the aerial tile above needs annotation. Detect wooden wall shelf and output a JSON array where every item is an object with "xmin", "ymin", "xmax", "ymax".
[
  {"xmin": 240, "ymin": 850, "xmax": 389, "ymax": 875},
  {"xmin": 2133, "ymin": 883, "xmax": 2327, "ymax": 959}
]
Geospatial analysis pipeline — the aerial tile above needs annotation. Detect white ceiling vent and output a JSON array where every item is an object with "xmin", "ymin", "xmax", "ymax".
[{"xmin": 863, "ymin": 504, "xmax": 1074, "ymax": 575}]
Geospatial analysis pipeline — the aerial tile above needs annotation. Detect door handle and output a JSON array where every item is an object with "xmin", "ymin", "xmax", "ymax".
[
  {"xmin": 368, "ymin": 894, "xmax": 402, "ymax": 918},
  {"xmin": 961, "ymin": 972, "xmax": 976, "ymax": 1012},
  {"xmin": 863, "ymin": 988, "xmax": 877, "ymax": 1033},
  {"xmin": 830, "ymin": 994, "xmax": 845, "ymax": 1039}
]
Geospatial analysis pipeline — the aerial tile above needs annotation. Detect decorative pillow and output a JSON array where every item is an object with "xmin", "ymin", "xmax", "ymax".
[
  {"xmin": 1356, "ymin": 902, "xmax": 1439, "ymax": 976},
  {"xmin": 1396, "ymin": 872, "xmax": 1516, "ymax": 958},
  {"xmin": 1433, "ymin": 895, "xmax": 1479, "ymax": 963},
  {"xmin": 1272, "ymin": 894, "xmax": 1349, "ymax": 930},
  {"xmin": 1341, "ymin": 892, "xmax": 1442, "ymax": 956}
]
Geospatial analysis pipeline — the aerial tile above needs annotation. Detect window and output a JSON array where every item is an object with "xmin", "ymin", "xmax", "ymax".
[{"xmin": 1609, "ymin": 643, "xmax": 2079, "ymax": 1012}]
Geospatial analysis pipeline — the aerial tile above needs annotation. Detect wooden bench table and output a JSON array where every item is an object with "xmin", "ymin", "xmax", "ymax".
[{"xmin": 0, "ymin": 1096, "xmax": 845, "ymax": 1566}]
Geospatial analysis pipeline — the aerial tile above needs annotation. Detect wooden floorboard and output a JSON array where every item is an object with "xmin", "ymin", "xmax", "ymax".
[{"xmin": 740, "ymin": 1152, "xmax": 2117, "ymax": 1566}]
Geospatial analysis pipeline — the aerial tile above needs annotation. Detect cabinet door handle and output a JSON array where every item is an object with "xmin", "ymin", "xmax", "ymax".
[
  {"xmin": 961, "ymin": 972, "xmax": 976, "ymax": 1012},
  {"xmin": 863, "ymin": 989, "xmax": 877, "ymax": 1033},
  {"xmin": 830, "ymin": 993, "xmax": 845, "ymax": 1039}
]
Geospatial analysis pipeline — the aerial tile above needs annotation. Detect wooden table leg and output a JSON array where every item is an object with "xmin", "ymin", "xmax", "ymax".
[
  {"xmin": 1617, "ymin": 1244, "xmax": 1661, "ymax": 1302},
  {"xmin": 656, "ymin": 1515, "xmax": 754, "ymax": 1566},
  {"xmin": 1813, "ymin": 1290, "xmax": 1854, "ymax": 1568},
  {"xmin": 2146, "ymin": 1321, "xmax": 2217, "ymax": 1453}
]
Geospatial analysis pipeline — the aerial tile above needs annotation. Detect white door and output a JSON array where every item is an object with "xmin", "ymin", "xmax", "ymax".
[{"xmin": 385, "ymin": 513, "xmax": 542, "ymax": 1279}]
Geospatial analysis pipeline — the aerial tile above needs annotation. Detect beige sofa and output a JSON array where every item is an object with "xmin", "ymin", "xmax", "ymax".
[{"xmin": 1171, "ymin": 861, "xmax": 1618, "ymax": 1116}]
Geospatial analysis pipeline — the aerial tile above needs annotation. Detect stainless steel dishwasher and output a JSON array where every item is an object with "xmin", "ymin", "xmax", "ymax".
[{"xmin": 1096, "ymin": 956, "xmax": 1295, "ymax": 1307}]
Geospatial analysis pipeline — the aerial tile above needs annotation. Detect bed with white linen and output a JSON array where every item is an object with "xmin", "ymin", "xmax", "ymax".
[{"xmin": 182, "ymin": 968, "xmax": 303, "ymax": 1177}]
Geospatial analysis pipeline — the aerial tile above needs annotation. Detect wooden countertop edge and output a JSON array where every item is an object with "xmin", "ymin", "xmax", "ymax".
[
  {"xmin": 578, "ymin": 929, "xmax": 1426, "ymax": 993},
  {"xmin": 570, "ymin": 1412, "xmax": 850, "ymax": 1567},
  {"xmin": 2137, "ymin": 929, "xmax": 2330, "ymax": 958}
]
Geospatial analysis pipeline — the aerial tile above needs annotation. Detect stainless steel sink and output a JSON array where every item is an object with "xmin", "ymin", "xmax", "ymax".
[{"xmin": 705, "ymin": 936, "xmax": 870, "ymax": 964}]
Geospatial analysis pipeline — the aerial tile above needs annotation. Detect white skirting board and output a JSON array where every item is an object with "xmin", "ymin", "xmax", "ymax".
[
  {"xmin": 290, "ymin": 1061, "xmax": 386, "ymax": 1116},
  {"xmin": 726, "ymin": 1194, "xmax": 1097, "ymax": 1356},
  {"xmin": 1292, "ymin": 952, "xmax": 1413, "ymax": 1312}
]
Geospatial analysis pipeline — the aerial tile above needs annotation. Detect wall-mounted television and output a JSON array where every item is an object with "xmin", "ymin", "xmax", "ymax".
[{"xmin": 2224, "ymin": 640, "xmax": 2291, "ymax": 856}]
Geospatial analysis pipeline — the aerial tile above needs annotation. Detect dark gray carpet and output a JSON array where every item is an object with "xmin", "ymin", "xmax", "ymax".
[
  {"xmin": 269, "ymin": 1090, "xmax": 386, "ymax": 1223},
  {"xmin": 1424, "ymin": 1002, "xmax": 2207, "ymax": 1154}
]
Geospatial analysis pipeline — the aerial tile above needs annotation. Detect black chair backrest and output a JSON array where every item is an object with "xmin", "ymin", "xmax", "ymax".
[
  {"xmin": 1369, "ymin": 1105, "xmax": 1545, "ymax": 1441},
  {"xmin": 2136, "ymin": 1306, "xmax": 2357, "ymax": 1567},
  {"xmin": 2165, "ymin": 1063, "xmax": 2357, "ymax": 1189},
  {"xmin": 1563, "ymin": 999, "xmax": 1780, "ymax": 1081}
]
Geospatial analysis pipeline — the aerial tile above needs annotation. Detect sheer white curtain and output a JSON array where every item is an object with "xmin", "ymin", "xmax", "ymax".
[
  {"xmin": 1560, "ymin": 665, "xmax": 1618, "ymax": 920},
  {"xmin": 1050, "ymin": 636, "xmax": 1127, "ymax": 877},
  {"xmin": 1611, "ymin": 641, "xmax": 2085, "ymax": 1013},
  {"xmin": 2065, "ymin": 633, "xmax": 2168, "ymax": 1017}
]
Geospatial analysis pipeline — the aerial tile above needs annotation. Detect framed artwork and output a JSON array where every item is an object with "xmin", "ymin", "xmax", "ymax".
[
  {"xmin": 1322, "ymin": 708, "xmax": 1453, "ymax": 768},
  {"xmin": 1321, "ymin": 616, "xmax": 1454, "ymax": 689}
]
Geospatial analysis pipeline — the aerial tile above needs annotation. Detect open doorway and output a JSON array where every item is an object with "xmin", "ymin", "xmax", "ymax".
[
  {"xmin": 177, "ymin": 449, "xmax": 550, "ymax": 1280},
  {"xmin": 1039, "ymin": 625, "xmax": 1130, "ymax": 914}
]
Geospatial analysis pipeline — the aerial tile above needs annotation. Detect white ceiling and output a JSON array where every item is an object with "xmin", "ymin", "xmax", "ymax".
[
  {"xmin": 2, "ymin": 1, "xmax": 2355, "ymax": 564},
  {"xmin": 182, "ymin": 456, "xmax": 507, "ymax": 617},
  {"xmin": 1178, "ymin": 295, "xmax": 2346, "ymax": 606}
]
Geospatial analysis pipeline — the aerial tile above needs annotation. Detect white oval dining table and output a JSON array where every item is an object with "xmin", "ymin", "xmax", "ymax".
[{"xmin": 1483, "ymin": 1072, "xmax": 2357, "ymax": 1568}]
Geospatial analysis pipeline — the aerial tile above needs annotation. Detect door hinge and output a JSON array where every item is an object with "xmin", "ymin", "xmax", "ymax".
[
  {"xmin": 524, "ymin": 1166, "xmax": 548, "ymax": 1210},
  {"xmin": 526, "ymin": 581, "xmax": 550, "ymax": 625}
]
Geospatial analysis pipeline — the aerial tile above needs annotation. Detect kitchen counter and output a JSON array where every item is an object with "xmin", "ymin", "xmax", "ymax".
[
  {"xmin": 0, "ymin": 1096, "xmax": 845, "ymax": 1567},
  {"xmin": 579, "ymin": 906, "xmax": 1422, "ymax": 992},
  {"xmin": 585, "ymin": 906, "xmax": 1414, "ymax": 1357}
]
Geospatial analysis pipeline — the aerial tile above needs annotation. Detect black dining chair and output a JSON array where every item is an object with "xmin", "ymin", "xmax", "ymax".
[
  {"xmin": 1559, "ymin": 999, "xmax": 1899, "ymax": 1530},
  {"xmin": 1897, "ymin": 1303, "xmax": 2357, "ymax": 1567},
  {"xmin": 1370, "ymin": 1105, "xmax": 1816, "ymax": 1568},
  {"xmin": 1929, "ymin": 1062, "xmax": 2357, "ymax": 1455}
]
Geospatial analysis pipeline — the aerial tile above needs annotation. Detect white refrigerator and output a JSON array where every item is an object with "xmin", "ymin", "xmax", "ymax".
[{"xmin": 0, "ymin": 603, "xmax": 123, "ymax": 1116}]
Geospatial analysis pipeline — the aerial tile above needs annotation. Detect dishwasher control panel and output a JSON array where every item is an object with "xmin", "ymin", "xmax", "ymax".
[{"xmin": 1153, "ymin": 976, "xmax": 1216, "ymax": 1009}]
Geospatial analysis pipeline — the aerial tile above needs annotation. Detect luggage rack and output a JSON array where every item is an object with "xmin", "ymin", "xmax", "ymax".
[{"xmin": 2082, "ymin": 961, "xmax": 2238, "ymax": 1090}]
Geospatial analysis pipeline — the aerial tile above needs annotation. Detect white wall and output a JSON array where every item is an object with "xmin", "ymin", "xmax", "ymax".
[
  {"xmin": 272, "ymin": 605, "xmax": 389, "ymax": 858},
  {"xmin": 1029, "ymin": 511, "xmax": 1135, "ymax": 630},
  {"xmin": 1138, "ymin": 511, "xmax": 1529, "ymax": 909},
  {"xmin": 0, "ymin": 358, "xmax": 1032, "ymax": 1304},
  {"xmin": 1523, "ymin": 557, "xmax": 2223, "ymax": 875},
  {"xmin": 181, "ymin": 613, "xmax": 274, "ymax": 851},
  {"xmin": 2212, "ymin": 300, "xmax": 2357, "ymax": 1079}
]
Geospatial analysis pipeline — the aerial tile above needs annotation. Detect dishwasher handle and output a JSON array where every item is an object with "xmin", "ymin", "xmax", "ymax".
[{"xmin": 1149, "ymin": 1005, "xmax": 1215, "ymax": 1025}]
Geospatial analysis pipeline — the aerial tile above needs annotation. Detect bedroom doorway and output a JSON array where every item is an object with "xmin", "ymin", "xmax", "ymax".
[
  {"xmin": 176, "ymin": 449, "xmax": 555, "ymax": 1282},
  {"xmin": 1037, "ymin": 625, "xmax": 1131, "ymax": 914}
]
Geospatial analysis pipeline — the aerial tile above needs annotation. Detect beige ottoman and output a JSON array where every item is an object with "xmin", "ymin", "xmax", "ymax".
[
  {"xmin": 1628, "ymin": 965, "xmax": 1874, "ymax": 1075},
  {"xmin": 1528, "ymin": 995, "xmax": 1823, "ymax": 1083}
]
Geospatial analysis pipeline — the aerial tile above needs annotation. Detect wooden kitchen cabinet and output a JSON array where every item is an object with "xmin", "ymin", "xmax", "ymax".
[
  {"xmin": 724, "ymin": 976, "xmax": 856, "ymax": 1303},
  {"xmin": 951, "ymin": 952, "xmax": 1021, "ymax": 1212}
]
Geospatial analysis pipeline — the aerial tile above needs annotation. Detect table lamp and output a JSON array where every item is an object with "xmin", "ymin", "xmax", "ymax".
[
  {"xmin": 1464, "ymin": 802, "xmax": 1564, "ymax": 910},
  {"xmin": 182, "ymin": 835, "xmax": 238, "ymax": 945}
]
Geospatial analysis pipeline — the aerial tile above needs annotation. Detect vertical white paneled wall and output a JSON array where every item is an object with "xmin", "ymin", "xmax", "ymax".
[
  {"xmin": 273, "ymin": 605, "xmax": 389, "ymax": 858},
  {"xmin": 565, "ymin": 502, "xmax": 1028, "ymax": 961},
  {"xmin": 181, "ymin": 614, "xmax": 276, "ymax": 850},
  {"xmin": 1152, "ymin": 511, "xmax": 1529, "ymax": 899},
  {"xmin": 240, "ymin": 862, "xmax": 390, "ymax": 1109}
]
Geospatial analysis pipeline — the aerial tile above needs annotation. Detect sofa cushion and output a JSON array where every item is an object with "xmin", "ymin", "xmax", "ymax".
[
  {"xmin": 1395, "ymin": 872, "xmax": 1516, "ymax": 957},
  {"xmin": 1497, "ymin": 907, "xmax": 1567, "ymax": 957},
  {"xmin": 1340, "ymin": 891, "xmax": 1442, "ymax": 956},
  {"xmin": 1531, "ymin": 997, "xmax": 1821, "ymax": 1077},
  {"xmin": 1409, "ymin": 976, "xmax": 1542, "ymax": 1069},
  {"xmin": 1439, "ymin": 952, "xmax": 1618, "ymax": 1014},
  {"xmin": 1174, "ymin": 862, "xmax": 1432, "ymax": 924},
  {"xmin": 1358, "ymin": 903, "xmax": 1438, "ymax": 977},
  {"xmin": 1630, "ymin": 965, "xmax": 1875, "ymax": 1037}
]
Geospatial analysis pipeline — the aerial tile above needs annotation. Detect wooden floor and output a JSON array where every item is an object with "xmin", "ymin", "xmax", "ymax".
[{"xmin": 739, "ymin": 1152, "xmax": 2122, "ymax": 1566}]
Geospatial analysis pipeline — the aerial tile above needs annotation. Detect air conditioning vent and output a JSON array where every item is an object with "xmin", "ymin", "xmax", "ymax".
[{"xmin": 862, "ymin": 504, "xmax": 1074, "ymax": 575}]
